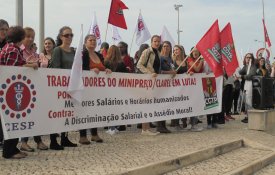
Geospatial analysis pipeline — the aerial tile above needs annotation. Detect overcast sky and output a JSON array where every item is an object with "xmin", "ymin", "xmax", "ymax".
[{"xmin": 1, "ymin": 0, "xmax": 274, "ymax": 60}]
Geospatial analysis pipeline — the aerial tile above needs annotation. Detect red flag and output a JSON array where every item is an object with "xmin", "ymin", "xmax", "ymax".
[
  {"xmin": 263, "ymin": 19, "xmax": 272, "ymax": 47},
  {"xmin": 196, "ymin": 20, "xmax": 223, "ymax": 77},
  {"xmin": 108, "ymin": 0, "xmax": 128, "ymax": 29},
  {"xmin": 220, "ymin": 23, "xmax": 239, "ymax": 76}
]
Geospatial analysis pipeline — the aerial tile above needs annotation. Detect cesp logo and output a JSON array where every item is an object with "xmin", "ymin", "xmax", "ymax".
[{"xmin": 0, "ymin": 74, "xmax": 37, "ymax": 119}]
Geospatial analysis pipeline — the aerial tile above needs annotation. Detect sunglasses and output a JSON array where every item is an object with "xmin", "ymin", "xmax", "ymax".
[
  {"xmin": 62, "ymin": 33, "xmax": 74, "ymax": 38},
  {"xmin": 246, "ymin": 57, "xmax": 252, "ymax": 59}
]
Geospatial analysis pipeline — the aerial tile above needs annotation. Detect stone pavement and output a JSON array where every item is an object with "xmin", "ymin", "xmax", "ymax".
[{"xmin": 1, "ymin": 115, "xmax": 275, "ymax": 175}]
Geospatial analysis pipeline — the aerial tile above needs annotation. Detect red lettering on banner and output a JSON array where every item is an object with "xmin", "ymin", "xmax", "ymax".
[
  {"xmin": 57, "ymin": 91, "xmax": 71, "ymax": 99},
  {"xmin": 47, "ymin": 75, "xmax": 70, "ymax": 87},
  {"xmin": 181, "ymin": 78, "xmax": 197, "ymax": 86},
  {"xmin": 83, "ymin": 77, "xmax": 106, "ymax": 87}
]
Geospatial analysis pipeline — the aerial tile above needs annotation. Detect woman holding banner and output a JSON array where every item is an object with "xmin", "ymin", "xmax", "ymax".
[
  {"xmin": 170, "ymin": 45, "xmax": 188, "ymax": 129},
  {"xmin": 156, "ymin": 41, "xmax": 175, "ymax": 133},
  {"xmin": 0, "ymin": 19, "xmax": 9, "ymax": 148},
  {"xmin": 51, "ymin": 26, "xmax": 78, "ymax": 149},
  {"xmin": 20, "ymin": 27, "xmax": 49, "ymax": 152},
  {"xmin": 186, "ymin": 47, "xmax": 204, "ymax": 132},
  {"xmin": 136, "ymin": 35, "xmax": 162, "ymax": 136},
  {"xmin": 79, "ymin": 34, "xmax": 111, "ymax": 144},
  {"xmin": 0, "ymin": 26, "xmax": 38, "ymax": 159},
  {"xmin": 39, "ymin": 37, "xmax": 56, "ymax": 68},
  {"xmin": 104, "ymin": 45, "xmax": 128, "ymax": 135}
]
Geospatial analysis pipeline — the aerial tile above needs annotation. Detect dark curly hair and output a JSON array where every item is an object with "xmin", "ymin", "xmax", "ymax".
[{"xmin": 7, "ymin": 26, "xmax": 25, "ymax": 43}]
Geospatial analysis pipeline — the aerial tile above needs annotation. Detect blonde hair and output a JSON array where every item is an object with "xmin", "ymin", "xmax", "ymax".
[
  {"xmin": 24, "ymin": 27, "xmax": 35, "ymax": 36},
  {"xmin": 172, "ymin": 45, "xmax": 185, "ymax": 62},
  {"xmin": 105, "ymin": 45, "xmax": 122, "ymax": 71}
]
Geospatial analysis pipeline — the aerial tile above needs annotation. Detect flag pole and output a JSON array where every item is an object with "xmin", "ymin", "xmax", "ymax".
[
  {"xmin": 104, "ymin": 24, "xmax": 109, "ymax": 42},
  {"xmin": 262, "ymin": 0, "xmax": 266, "ymax": 49},
  {"xmin": 175, "ymin": 47, "xmax": 195, "ymax": 72},
  {"xmin": 129, "ymin": 30, "xmax": 136, "ymax": 56}
]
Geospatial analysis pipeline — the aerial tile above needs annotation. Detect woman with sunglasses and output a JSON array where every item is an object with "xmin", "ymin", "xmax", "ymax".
[
  {"xmin": 235, "ymin": 53, "xmax": 257, "ymax": 123},
  {"xmin": 51, "ymin": 26, "xmax": 78, "ymax": 150}
]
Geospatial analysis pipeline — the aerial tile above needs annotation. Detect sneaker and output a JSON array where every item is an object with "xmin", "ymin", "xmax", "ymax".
[
  {"xmin": 156, "ymin": 127, "xmax": 171, "ymax": 133},
  {"xmin": 150, "ymin": 122, "xmax": 157, "ymax": 128},
  {"xmin": 61, "ymin": 137, "xmax": 78, "ymax": 147},
  {"xmin": 50, "ymin": 142, "xmax": 64, "ymax": 150},
  {"xmin": 91, "ymin": 135, "xmax": 103, "ymax": 143},
  {"xmin": 190, "ymin": 125, "xmax": 203, "ymax": 132},
  {"xmin": 241, "ymin": 117, "xmax": 248, "ymax": 123},
  {"xmin": 226, "ymin": 115, "xmax": 235, "ymax": 120},
  {"xmin": 37, "ymin": 142, "xmax": 48, "ymax": 150},
  {"xmin": 212, "ymin": 124, "xmax": 218, "ymax": 129},
  {"xmin": 10, "ymin": 152, "xmax": 27, "ymax": 159},
  {"xmin": 20, "ymin": 142, "xmax": 35, "ymax": 152},
  {"xmin": 224, "ymin": 116, "xmax": 230, "ymax": 122},
  {"xmin": 207, "ymin": 125, "xmax": 212, "ymax": 129},
  {"xmin": 106, "ymin": 129, "xmax": 118, "ymax": 135},
  {"xmin": 141, "ymin": 129, "xmax": 160, "ymax": 136},
  {"xmin": 79, "ymin": 137, "xmax": 91, "ymax": 145},
  {"xmin": 174, "ymin": 125, "xmax": 184, "ymax": 131}
]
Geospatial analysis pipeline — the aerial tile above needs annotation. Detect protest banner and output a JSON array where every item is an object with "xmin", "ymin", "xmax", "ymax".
[{"xmin": 0, "ymin": 66, "xmax": 222, "ymax": 139}]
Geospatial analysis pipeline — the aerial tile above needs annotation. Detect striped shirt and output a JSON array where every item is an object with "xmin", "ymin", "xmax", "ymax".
[{"xmin": 0, "ymin": 43, "xmax": 25, "ymax": 66}]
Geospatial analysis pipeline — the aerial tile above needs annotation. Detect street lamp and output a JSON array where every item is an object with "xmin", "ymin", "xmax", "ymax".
[
  {"xmin": 16, "ymin": 0, "xmax": 23, "ymax": 26},
  {"xmin": 174, "ymin": 4, "xmax": 183, "ymax": 45}
]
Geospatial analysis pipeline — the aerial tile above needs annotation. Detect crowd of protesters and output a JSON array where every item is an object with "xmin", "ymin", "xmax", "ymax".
[{"xmin": 0, "ymin": 19, "xmax": 275, "ymax": 159}]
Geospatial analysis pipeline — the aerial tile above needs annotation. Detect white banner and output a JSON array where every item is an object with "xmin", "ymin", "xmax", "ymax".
[{"xmin": 0, "ymin": 66, "xmax": 222, "ymax": 139}]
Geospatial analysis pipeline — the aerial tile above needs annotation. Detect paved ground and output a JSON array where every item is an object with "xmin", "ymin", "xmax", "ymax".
[
  {"xmin": 1, "ymin": 115, "xmax": 275, "ymax": 175},
  {"xmin": 165, "ymin": 147, "xmax": 272, "ymax": 175}
]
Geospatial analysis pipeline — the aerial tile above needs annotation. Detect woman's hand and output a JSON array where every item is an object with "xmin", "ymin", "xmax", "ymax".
[
  {"xmin": 233, "ymin": 74, "xmax": 240, "ymax": 80},
  {"xmin": 24, "ymin": 62, "xmax": 38, "ymax": 70},
  {"xmin": 171, "ymin": 70, "xmax": 177, "ymax": 78},
  {"xmin": 92, "ymin": 68, "xmax": 100, "ymax": 74},
  {"xmin": 152, "ymin": 73, "xmax": 158, "ymax": 78},
  {"xmin": 105, "ymin": 68, "xmax": 112, "ymax": 74},
  {"xmin": 188, "ymin": 71, "xmax": 194, "ymax": 76}
]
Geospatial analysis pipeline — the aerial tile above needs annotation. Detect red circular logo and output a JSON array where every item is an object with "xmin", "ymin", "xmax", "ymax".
[
  {"xmin": 93, "ymin": 25, "xmax": 101, "ymax": 39},
  {"xmin": 138, "ymin": 20, "xmax": 144, "ymax": 31},
  {"xmin": 0, "ymin": 75, "xmax": 37, "ymax": 119},
  {"xmin": 6, "ymin": 82, "xmax": 31, "ymax": 112}
]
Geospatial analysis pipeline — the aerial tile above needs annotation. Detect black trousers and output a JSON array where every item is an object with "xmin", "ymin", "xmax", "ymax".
[
  {"xmin": 0, "ymin": 119, "xmax": 3, "ymax": 143},
  {"xmin": 223, "ymin": 84, "xmax": 233, "ymax": 115},
  {"xmin": 2, "ymin": 138, "xmax": 20, "ymax": 158},
  {"xmin": 79, "ymin": 128, "xmax": 98, "ymax": 137},
  {"xmin": 233, "ymin": 88, "xmax": 240, "ymax": 112},
  {"xmin": 50, "ymin": 132, "xmax": 74, "ymax": 142},
  {"xmin": 207, "ymin": 114, "xmax": 218, "ymax": 125},
  {"xmin": 156, "ymin": 121, "xmax": 166, "ymax": 128}
]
